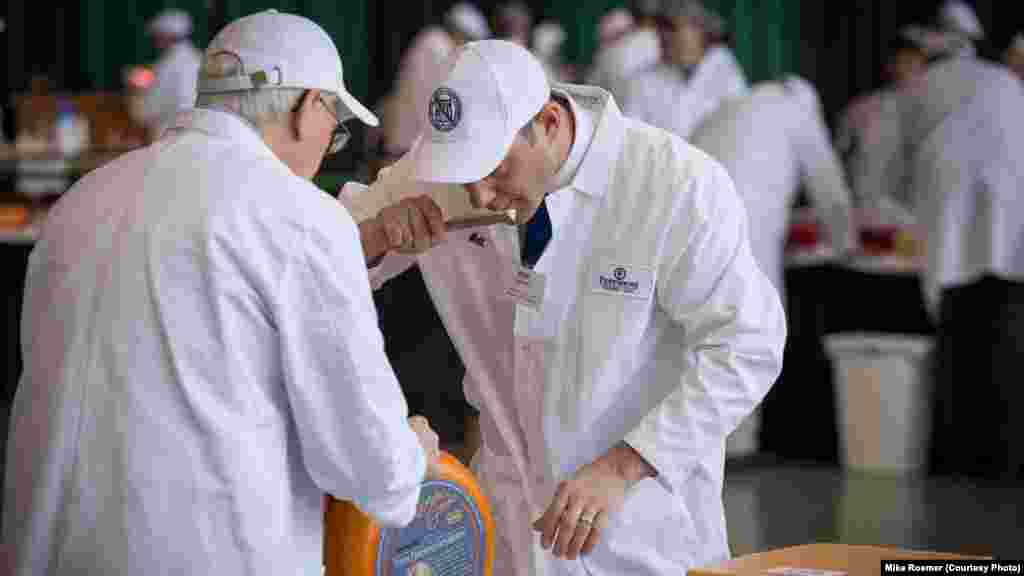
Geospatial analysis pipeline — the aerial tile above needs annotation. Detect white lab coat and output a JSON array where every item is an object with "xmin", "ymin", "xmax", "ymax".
[
  {"xmin": 132, "ymin": 40, "xmax": 201, "ymax": 137},
  {"xmin": 3, "ymin": 109, "xmax": 426, "ymax": 576},
  {"xmin": 621, "ymin": 46, "xmax": 749, "ymax": 139},
  {"xmin": 836, "ymin": 89, "xmax": 893, "ymax": 205},
  {"xmin": 908, "ymin": 63, "xmax": 1024, "ymax": 312},
  {"xmin": 691, "ymin": 84, "xmax": 855, "ymax": 294},
  {"xmin": 858, "ymin": 54, "xmax": 1024, "ymax": 312},
  {"xmin": 854, "ymin": 50, "xmax": 980, "ymax": 216},
  {"xmin": 347, "ymin": 85, "xmax": 785, "ymax": 575},
  {"xmin": 586, "ymin": 28, "xmax": 661, "ymax": 104}
]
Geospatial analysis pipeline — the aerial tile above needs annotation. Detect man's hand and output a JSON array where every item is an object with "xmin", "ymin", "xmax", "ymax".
[
  {"xmin": 408, "ymin": 415, "xmax": 442, "ymax": 479},
  {"xmin": 532, "ymin": 443, "xmax": 656, "ymax": 560},
  {"xmin": 359, "ymin": 196, "xmax": 447, "ymax": 265}
]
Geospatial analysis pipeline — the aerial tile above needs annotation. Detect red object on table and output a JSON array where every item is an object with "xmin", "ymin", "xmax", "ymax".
[
  {"xmin": 860, "ymin": 226, "xmax": 899, "ymax": 255},
  {"xmin": 786, "ymin": 220, "xmax": 820, "ymax": 250}
]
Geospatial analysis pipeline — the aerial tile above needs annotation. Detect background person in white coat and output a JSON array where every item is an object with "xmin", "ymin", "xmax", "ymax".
[
  {"xmin": 862, "ymin": 26, "xmax": 1024, "ymax": 480},
  {"xmin": 495, "ymin": 1, "xmax": 533, "ymax": 47},
  {"xmin": 693, "ymin": 77, "xmax": 856, "ymax": 296},
  {"xmin": 851, "ymin": 21, "xmax": 978, "ymax": 224},
  {"xmin": 378, "ymin": 2, "xmax": 490, "ymax": 162},
  {"xmin": 586, "ymin": 3, "xmax": 662, "ymax": 104},
  {"xmin": 532, "ymin": 20, "xmax": 569, "ymax": 83},
  {"xmin": 1002, "ymin": 32, "xmax": 1024, "ymax": 80},
  {"xmin": 621, "ymin": 0, "xmax": 748, "ymax": 139},
  {"xmin": 345, "ymin": 39, "xmax": 785, "ymax": 575},
  {"xmin": 937, "ymin": 0, "xmax": 985, "ymax": 53},
  {"xmin": 835, "ymin": 25, "xmax": 932, "ymax": 205},
  {"xmin": 690, "ymin": 77, "xmax": 855, "ymax": 459},
  {"xmin": 3, "ymin": 11, "xmax": 447, "ymax": 575},
  {"xmin": 130, "ymin": 9, "xmax": 202, "ymax": 141}
]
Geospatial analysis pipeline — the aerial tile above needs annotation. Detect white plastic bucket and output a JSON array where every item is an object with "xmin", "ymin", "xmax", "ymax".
[{"xmin": 825, "ymin": 333, "xmax": 933, "ymax": 475}]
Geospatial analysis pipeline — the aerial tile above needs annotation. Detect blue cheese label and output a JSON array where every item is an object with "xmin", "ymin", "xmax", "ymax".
[{"xmin": 375, "ymin": 481, "xmax": 486, "ymax": 576}]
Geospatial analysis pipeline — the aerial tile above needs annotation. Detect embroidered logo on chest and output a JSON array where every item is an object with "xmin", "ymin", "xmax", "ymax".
[{"xmin": 591, "ymin": 261, "xmax": 655, "ymax": 300}]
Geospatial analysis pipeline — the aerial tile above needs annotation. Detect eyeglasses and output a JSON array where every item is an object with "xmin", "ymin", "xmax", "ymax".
[{"xmin": 318, "ymin": 96, "xmax": 351, "ymax": 155}]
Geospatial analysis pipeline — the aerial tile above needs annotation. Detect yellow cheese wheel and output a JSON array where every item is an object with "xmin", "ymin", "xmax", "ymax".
[{"xmin": 324, "ymin": 452, "xmax": 495, "ymax": 576}]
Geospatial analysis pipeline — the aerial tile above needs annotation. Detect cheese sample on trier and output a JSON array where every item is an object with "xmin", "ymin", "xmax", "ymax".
[{"xmin": 340, "ymin": 153, "xmax": 514, "ymax": 226}]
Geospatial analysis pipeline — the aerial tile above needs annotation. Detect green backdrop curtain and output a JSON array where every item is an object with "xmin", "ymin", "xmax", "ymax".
[
  {"xmin": 79, "ymin": 0, "xmax": 211, "ymax": 91},
  {"xmin": 78, "ymin": 0, "xmax": 369, "ymax": 102}
]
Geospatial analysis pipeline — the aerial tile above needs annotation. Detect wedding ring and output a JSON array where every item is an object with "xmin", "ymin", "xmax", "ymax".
[{"xmin": 577, "ymin": 513, "xmax": 596, "ymax": 526}]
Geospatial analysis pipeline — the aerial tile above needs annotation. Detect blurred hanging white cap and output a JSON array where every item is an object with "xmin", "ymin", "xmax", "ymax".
[
  {"xmin": 147, "ymin": 9, "xmax": 193, "ymax": 38},
  {"xmin": 938, "ymin": 0, "xmax": 984, "ymax": 40},
  {"xmin": 446, "ymin": 2, "xmax": 491, "ymax": 41}
]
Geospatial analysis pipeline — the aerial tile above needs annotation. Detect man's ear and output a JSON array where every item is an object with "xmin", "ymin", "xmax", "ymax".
[
  {"xmin": 293, "ymin": 89, "xmax": 321, "ymax": 142},
  {"xmin": 538, "ymin": 101, "xmax": 561, "ymax": 141}
]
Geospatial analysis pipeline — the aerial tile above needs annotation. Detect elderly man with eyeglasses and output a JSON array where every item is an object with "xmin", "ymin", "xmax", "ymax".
[{"xmin": 3, "ymin": 10, "xmax": 449, "ymax": 575}]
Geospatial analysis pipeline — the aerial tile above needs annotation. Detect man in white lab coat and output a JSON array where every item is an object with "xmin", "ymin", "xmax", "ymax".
[
  {"xmin": 347, "ymin": 40, "xmax": 785, "ymax": 575},
  {"xmin": 836, "ymin": 25, "xmax": 932, "ymax": 206},
  {"xmin": 937, "ymin": 0, "xmax": 985, "ymax": 53},
  {"xmin": 496, "ymin": 1, "xmax": 533, "ymax": 47},
  {"xmin": 621, "ymin": 0, "xmax": 748, "ymax": 139},
  {"xmin": 693, "ymin": 77, "xmax": 856, "ymax": 296},
  {"xmin": 130, "ymin": 9, "xmax": 202, "ymax": 140},
  {"xmin": 3, "ymin": 11, "xmax": 449, "ymax": 575},
  {"xmin": 586, "ymin": 2, "xmax": 662, "ymax": 104},
  {"xmin": 863, "ymin": 28, "xmax": 1024, "ymax": 480},
  {"xmin": 690, "ymin": 77, "xmax": 855, "ymax": 458}
]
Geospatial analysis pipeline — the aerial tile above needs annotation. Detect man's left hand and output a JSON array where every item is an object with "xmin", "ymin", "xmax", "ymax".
[{"xmin": 532, "ymin": 443, "xmax": 656, "ymax": 560}]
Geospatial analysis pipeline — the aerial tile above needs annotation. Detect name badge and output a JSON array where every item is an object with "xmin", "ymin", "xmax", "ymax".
[
  {"xmin": 504, "ymin": 266, "xmax": 546, "ymax": 311},
  {"xmin": 591, "ymin": 261, "xmax": 655, "ymax": 300}
]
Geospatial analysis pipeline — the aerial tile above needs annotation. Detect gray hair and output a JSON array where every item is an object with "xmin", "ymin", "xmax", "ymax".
[{"xmin": 195, "ymin": 51, "xmax": 307, "ymax": 128}]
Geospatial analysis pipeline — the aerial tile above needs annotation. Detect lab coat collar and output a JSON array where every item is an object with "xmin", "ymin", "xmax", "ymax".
[
  {"xmin": 169, "ymin": 107, "xmax": 278, "ymax": 163},
  {"xmin": 549, "ymin": 83, "xmax": 626, "ymax": 200}
]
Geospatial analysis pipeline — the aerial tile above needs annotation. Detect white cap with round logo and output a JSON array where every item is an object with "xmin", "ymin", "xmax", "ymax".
[
  {"xmin": 410, "ymin": 39, "xmax": 551, "ymax": 184},
  {"xmin": 197, "ymin": 9, "xmax": 377, "ymax": 126}
]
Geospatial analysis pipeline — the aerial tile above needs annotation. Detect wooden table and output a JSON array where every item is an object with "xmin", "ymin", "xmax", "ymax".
[{"xmin": 688, "ymin": 544, "xmax": 989, "ymax": 576}]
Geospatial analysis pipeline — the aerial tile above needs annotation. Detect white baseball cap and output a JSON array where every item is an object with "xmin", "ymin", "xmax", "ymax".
[
  {"xmin": 410, "ymin": 40, "xmax": 550, "ymax": 184},
  {"xmin": 445, "ymin": 2, "xmax": 491, "ymax": 41},
  {"xmin": 197, "ymin": 9, "xmax": 377, "ymax": 126},
  {"xmin": 148, "ymin": 9, "xmax": 192, "ymax": 38}
]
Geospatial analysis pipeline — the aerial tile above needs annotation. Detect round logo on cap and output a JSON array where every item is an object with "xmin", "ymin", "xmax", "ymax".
[
  {"xmin": 614, "ymin": 267, "xmax": 627, "ymax": 281},
  {"xmin": 429, "ymin": 87, "xmax": 462, "ymax": 133}
]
